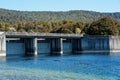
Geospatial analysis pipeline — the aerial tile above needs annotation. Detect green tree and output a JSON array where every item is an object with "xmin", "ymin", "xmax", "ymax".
[
  {"xmin": 55, "ymin": 27, "xmax": 73, "ymax": 33},
  {"xmin": 87, "ymin": 17, "xmax": 119, "ymax": 35},
  {"xmin": 17, "ymin": 23, "xmax": 24, "ymax": 31}
]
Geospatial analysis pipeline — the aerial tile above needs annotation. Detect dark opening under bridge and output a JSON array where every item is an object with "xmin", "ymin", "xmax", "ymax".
[{"xmin": 0, "ymin": 32, "xmax": 120, "ymax": 56}]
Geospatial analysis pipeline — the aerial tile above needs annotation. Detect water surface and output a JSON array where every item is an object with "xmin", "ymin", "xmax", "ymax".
[{"xmin": 0, "ymin": 54, "xmax": 120, "ymax": 80}]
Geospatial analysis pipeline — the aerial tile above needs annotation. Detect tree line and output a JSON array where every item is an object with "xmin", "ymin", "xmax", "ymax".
[{"xmin": 0, "ymin": 16, "xmax": 120, "ymax": 35}]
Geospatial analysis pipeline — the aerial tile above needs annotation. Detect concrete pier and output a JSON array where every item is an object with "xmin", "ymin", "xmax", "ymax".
[
  {"xmin": 109, "ymin": 36, "xmax": 120, "ymax": 53},
  {"xmin": 33, "ymin": 38, "xmax": 38, "ymax": 56},
  {"xmin": 0, "ymin": 32, "xmax": 6, "ymax": 56},
  {"xmin": 72, "ymin": 39, "xmax": 81, "ymax": 54},
  {"xmin": 24, "ymin": 38, "xmax": 38, "ymax": 56},
  {"xmin": 50, "ymin": 38, "xmax": 63, "ymax": 55}
]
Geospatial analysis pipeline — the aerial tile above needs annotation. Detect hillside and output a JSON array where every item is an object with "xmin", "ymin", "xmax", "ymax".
[{"xmin": 0, "ymin": 8, "xmax": 120, "ymax": 24}]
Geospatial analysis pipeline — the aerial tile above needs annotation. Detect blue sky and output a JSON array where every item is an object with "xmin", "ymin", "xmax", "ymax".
[{"xmin": 0, "ymin": 0, "xmax": 120, "ymax": 12}]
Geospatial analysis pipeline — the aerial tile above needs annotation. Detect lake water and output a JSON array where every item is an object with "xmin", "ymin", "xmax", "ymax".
[{"xmin": 0, "ymin": 54, "xmax": 120, "ymax": 80}]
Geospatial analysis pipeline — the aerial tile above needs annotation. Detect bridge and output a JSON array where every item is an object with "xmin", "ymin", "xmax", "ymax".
[
  {"xmin": 0, "ymin": 32, "xmax": 120, "ymax": 56},
  {"xmin": 5, "ymin": 32, "xmax": 83, "ymax": 56}
]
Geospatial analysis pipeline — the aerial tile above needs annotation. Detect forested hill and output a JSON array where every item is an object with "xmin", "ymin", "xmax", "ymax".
[{"xmin": 0, "ymin": 8, "xmax": 120, "ymax": 24}]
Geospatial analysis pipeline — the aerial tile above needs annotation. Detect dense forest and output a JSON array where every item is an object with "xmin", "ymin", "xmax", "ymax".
[
  {"xmin": 0, "ymin": 8, "xmax": 120, "ymax": 23},
  {"xmin": 0, "ymin": 8, "xmax": 120, "ymax": 35}
]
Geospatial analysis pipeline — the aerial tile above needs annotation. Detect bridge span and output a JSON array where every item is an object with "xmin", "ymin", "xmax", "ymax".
[
  {"xmin": 1, "ymin": 32, "xmax": 120, "ymax": 56},
  {"xmin": 6, "ymin": 32, "xmax": 83, "ymax": 56}
]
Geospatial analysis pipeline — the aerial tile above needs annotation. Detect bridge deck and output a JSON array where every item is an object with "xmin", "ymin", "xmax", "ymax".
[{"xmin": 6, "ymin": 32, "xmax": 83, "ymax": 38}]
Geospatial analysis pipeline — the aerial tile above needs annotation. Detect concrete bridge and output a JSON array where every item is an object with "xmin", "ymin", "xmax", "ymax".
[
  {"xmin": 5, "ymin": 32, "xmax": 83, "ymax": 56},
  {"xmin": 1, "ymin": 32, "xmax": 120, "ymax": 56}
]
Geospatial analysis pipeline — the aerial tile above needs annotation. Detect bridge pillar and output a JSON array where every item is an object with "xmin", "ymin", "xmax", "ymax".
[
  {"xmin": 24, "ymin": 38, "xmax": 37, "ymax": 56},
  {"xmin": 33, "ymin": 38, "xmax": 37, "ymax": 56},
  {"xmin": 0, "ymin": 32, "xmax": 6, "ymax": 56},
  {"xmin": 72, "ymin": 38, "xmax": 81, "ymax": 54},
  {"xmin": 50, "ymin": 38, "xmax": 63, "ymax": 55}
]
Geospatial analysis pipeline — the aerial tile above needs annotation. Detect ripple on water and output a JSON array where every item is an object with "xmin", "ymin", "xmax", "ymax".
[{"xmin": 0, "ymin": 55, "xmax": 120, "ymax": 80}]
